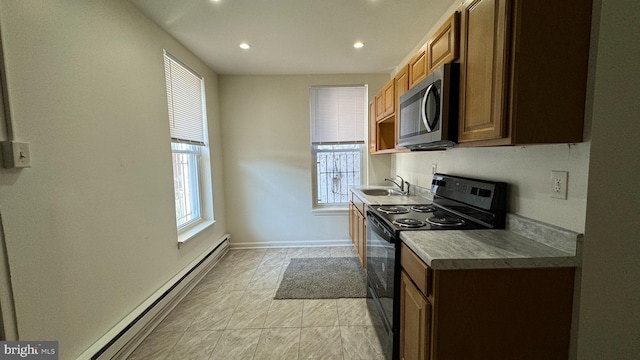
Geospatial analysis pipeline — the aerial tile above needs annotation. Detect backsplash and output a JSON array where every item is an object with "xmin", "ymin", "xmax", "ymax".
[{"xmin": 391, "ymin": 142, "xmax": 590, "ymax": 233}]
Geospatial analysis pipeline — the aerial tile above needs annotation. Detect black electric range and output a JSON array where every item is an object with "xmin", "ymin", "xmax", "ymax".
[{"xmin": 365, "ymin": 173, "xmax": 507, "ymax": 360}]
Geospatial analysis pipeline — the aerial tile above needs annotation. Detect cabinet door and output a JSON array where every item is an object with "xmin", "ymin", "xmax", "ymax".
[
  {"xmin": 409, "ymin": 50, "xmax": 428, "ymax": 88},
  {"xmin": 382, "ymin": 79, "xmax": 395, "ymax": 118},
  {"xmin": 369, "ymin": 101, "xmax": 377, "ymax": 153},
  {"xmin": 348, "ymin": 202, "xmax": 356, "ymax": 245},
  {"xmin": 427, "ymin": 12, "xmax": 460, "ymax": 73},
  {"xmin": 359, "ymin": 216, "xmax": 367, "ymax": 270},
  {"xmin": 394, "ymin": 65, "xmax": 409, "ymax": 149},
  {"xmin": 458, "ymin": 0, "xmax": 510, "ymax": 142},
  {"xmin": 375, "ymin": 91, "xmax": 385, "ymax": 121},
  {"xmin": 400, "ymin": 271, "xmax": 430, "ymax": 360},
  {"xmin": 355, "ymin": 208, "xmax": 366, "ymax": 268}
]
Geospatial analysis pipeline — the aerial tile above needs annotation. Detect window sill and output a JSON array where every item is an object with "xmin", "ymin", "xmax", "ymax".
[
  {"xmin": 177, "ymin": 219, "xmax": 216, "ymax": 247},
  {"xmin": 312, "ymin": 207, "xmax": 348, "ymax": 216}
]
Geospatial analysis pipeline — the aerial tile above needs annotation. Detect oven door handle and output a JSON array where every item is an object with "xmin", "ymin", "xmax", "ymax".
[{"xmin": 368, "ymin": 215, "xmax": 394, "ymax": 241}]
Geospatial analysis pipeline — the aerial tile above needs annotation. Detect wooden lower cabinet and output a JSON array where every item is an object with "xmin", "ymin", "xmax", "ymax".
[
  {"xmin": 354, "ymin": 206, "xmax": 365, "ymax": 268},
  {"xmin": 348, "ymin": 202, "xmax": 355, "ymax": 244},
  {"xmin": 400, "ymin": 243, "xmax": 575, "ymax": 360},
  {"xmin": 400, "ymin": 271, "xmax": 431, "ymax": 360},
  {"xmin": 348, "ymin": 192, "xmax": 366, "ymax": 269}
]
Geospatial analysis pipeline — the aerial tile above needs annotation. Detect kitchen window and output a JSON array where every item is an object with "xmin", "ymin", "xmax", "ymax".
[
  {"xmin": 164, "ymin": 51, "xmax": 214, "ymax": 241},
  {"xmin": 171, "ymin": 142, "xmax": 201, "ymax": 226},
  {"xmin": 310, "ymin": 85, "xmax": 367, "ymax": 209}
]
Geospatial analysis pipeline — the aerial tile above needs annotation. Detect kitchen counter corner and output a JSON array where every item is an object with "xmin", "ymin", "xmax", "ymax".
[{"xmin": 400, "ymin": 214, "xmax": 582, "ymax": 270}]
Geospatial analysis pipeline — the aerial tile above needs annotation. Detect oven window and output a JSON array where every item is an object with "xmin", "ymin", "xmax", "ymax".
[{"xmin": 366, "ymin": 219, "xmax": 396, "ymax": 329}]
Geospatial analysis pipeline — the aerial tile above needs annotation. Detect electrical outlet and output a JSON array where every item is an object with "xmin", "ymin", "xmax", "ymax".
[
  {"xmin": 1, "ymin": 141, "xmax": 31, "ymax": 168},
  {"xmin": 551, "ymin": 170, "xmax": 568, "ymax": 200},
  {"xmin": 431, "ymin": 163, "xmax": 437, "ymax": 175}
]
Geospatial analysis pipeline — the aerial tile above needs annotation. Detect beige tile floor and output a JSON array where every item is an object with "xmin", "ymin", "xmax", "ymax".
[{"xmin": 128, "ymin": 247, "xmax": 388, "ymax": 360}]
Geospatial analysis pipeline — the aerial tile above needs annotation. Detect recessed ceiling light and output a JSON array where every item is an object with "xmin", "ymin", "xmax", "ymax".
[
  {"xmin": 239, "ymin": 43, "xmax": 251, "ymax": 50},
  {"xmin": 353, "ymin": 41, "xmax": 365, "ymax": 49}
]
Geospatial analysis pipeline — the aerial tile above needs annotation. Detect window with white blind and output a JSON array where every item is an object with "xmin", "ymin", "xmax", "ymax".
[
  {"xmin": 310, "ymin": 85, "xmax": 367, "ymax": 209},
  {"xmin": 164, "ymin": 51, "xmax": 214, "ymax": 238}
]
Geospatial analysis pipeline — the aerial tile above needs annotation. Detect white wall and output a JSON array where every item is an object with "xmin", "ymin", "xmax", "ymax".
[
  {"xmin": 0, "ymin": 1, "xmax": 227, "ymax": 358},
  {"xmin": 577, "ymin": 0, "xmax": 640, "ymax": 358},
  {"xmin": 392, "ymin": 144, "xmax": 590, "ymax": 232},
  {"xmin": 219, "ymin": 74, "xmax": 388, "ymax": 247}
]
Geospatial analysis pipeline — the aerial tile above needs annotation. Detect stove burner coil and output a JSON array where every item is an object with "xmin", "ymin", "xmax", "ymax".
[
  {"xmin": 377, "ymin": 206, "xmax": 410, "ymax": 215},
  {"xmin": 411, "ymin": 205, "xmax": 437, "ymax": 213},
  {"xmin": 426, "ymin": 216, "xmax": 465, "ymax": 227},
  {"xmin": 392, "ymin": 218, "xmax": 426, "ymax": 228}
]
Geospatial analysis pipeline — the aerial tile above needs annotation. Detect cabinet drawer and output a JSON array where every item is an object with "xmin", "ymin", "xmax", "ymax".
[
  {"xmin": 401, "ymin": 243, "xmax": 431, "ymax": 296},
  {"xmin": 350, "ymin": 192, "xmax": 366, "ymax": 215}
]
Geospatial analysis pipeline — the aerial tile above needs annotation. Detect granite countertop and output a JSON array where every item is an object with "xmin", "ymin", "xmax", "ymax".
[
  {"xmin": 350, "ymin": 185, "xmax": 433, "ymax": 205},
  {"xmin": 351, "ymin": 185, "xmax": 582, "ymax": 270},
  {"xmin": 400, "ymin": 214, "xmax": 583, "ymax": 270}
]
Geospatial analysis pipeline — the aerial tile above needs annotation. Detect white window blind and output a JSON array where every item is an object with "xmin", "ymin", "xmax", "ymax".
[
  {"xmin": 310, "ymin": 86, "xmax": 366, "ymax": 144},
  {"xmin": 164, "ymin": 51, "xmax": 206, "ymax": 145}
]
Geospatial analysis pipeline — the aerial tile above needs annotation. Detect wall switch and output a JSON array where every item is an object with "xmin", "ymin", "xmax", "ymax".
[
  {"xmin": 1, "ymin": 141, "xmax": 31, "ymax": 168},
  {"xmin": 551, "ymin": 170, "xmax": 568, "ymax": 199},
  {"xmin": 431, "ymin": 163, "xmax": 437, "ymax": 175}
]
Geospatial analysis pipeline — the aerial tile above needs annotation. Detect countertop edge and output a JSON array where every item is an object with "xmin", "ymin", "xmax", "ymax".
[
  {"xmin": 350, "ymin": 185, "xmax": 433, "ymax": 205},
  {"xmin": 401, "ymin": 227, "xmax": 580, "ymax": 270},
  {"xmin": 402, "ymin": 239, "xmax": 578, "ymax": 270}
]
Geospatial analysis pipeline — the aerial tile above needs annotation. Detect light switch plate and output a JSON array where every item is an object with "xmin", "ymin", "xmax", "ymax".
[{"xmin": 1, "ymin": 141, "xmax": 31, "ymax": 168}]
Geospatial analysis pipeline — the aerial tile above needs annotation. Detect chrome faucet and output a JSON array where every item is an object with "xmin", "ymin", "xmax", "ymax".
[{"xmin": 384, "ymin": 175, "xmax": 411, "ymax": 195}]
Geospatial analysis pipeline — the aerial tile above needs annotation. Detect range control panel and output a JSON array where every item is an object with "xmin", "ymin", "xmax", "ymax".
[{"xmin": 431, "ymin": 173, "xmax": 507, "ymax": 211}]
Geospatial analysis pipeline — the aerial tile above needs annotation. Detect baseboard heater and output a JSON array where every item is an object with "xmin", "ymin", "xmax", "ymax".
[{"xmin": 83, "ymin": 234, "xmax": 230, "ymax": 360}]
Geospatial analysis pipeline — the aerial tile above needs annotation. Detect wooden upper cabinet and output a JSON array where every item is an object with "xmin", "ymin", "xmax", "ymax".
[
  {"xmin": 375, "ymin": 92, "xmax": 385, "ymax": 121},
  {"xmin": 459, "ymin": 0, "xmax": 592, "ymax": 146},
  {"xmin": 458, "ymin": 0, "xmax": 510, "ymax": 143},
  {"xmin": 369, "ymin": 100, "xmax": 377, "ymax": 153},
  {"xmin": 394, "ymin": 65, "xmax": 409, "ymax": 149},
  {"xmin": 427, "ymin": 12, "xmax": 460, "ymax": 74},
  {"xmin": 372, "ymin": 78, "xmax": 398, "ymax": 153},
  {"xmin": 408, "ymin": 13, "xmax": 460, "ymax": 91},
  {"xmin": 375, "ymin": 78, "xmax": 395, "ymax": 122},
  {"xmin": 395, "ymin": 65, "xmax": 410, "ymax": 101},
  {"xmin": 408, "ymin": 50, "xmax": 427, "ymax": 88},
  {"xmin": 382, "ymin": 79, "xmax": 395, "ymax": 118}
]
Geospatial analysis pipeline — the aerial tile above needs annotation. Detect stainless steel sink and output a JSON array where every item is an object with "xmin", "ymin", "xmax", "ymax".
[{"xmin": 361, "ymin": 189, "xmax": 404, "ymax": 196}]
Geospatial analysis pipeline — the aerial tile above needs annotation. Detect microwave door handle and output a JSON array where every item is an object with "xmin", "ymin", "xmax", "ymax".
[{"xmin": 421, "ymin": 84, "xmax": 434, "ymax": 132}]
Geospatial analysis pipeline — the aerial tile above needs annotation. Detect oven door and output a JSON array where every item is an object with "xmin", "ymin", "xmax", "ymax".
[{"xmin": 366, "ymin": 212, "xmax": 399, "ymax": 359}]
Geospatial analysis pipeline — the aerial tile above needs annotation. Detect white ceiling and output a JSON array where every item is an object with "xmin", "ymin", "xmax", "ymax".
[{"xmin": 130, "ymin": 0, "xmax": 455, "ymax": 75}]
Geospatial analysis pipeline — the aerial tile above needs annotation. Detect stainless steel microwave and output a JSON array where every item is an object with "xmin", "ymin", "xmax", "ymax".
[{"xmin": 398, "ymin": 63, "xmax": 459, "ymax": 150}]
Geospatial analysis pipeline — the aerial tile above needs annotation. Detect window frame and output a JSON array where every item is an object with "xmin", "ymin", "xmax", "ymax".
[
  {"xmin": 309, "ymin": 85, "xmax": 368, "ymax": 211},
  {"xmin": 163, "ymin": 50, "xmax": 215, "ymax": 244}
]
